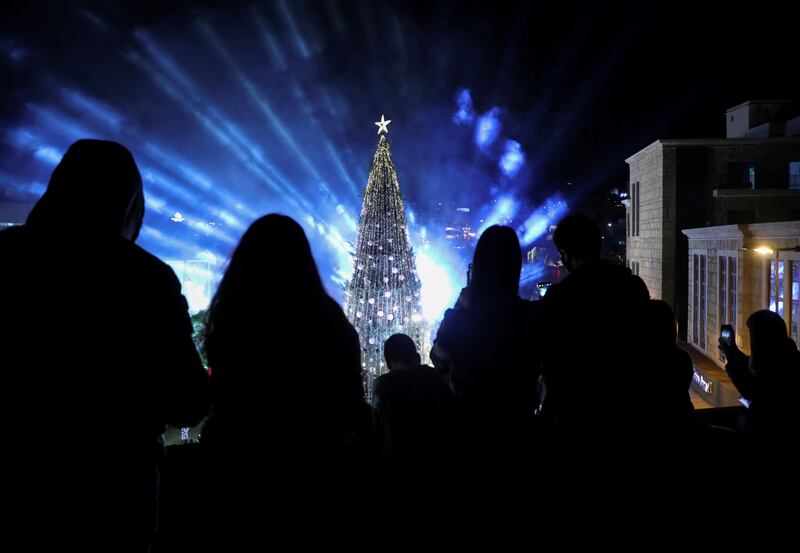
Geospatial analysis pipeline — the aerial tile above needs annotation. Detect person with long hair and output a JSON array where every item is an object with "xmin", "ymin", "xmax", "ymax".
[
  {"xmin": 431, "ymin": 225, "xmax": 542, "ymax": 452},
  {"xmin": 202, "ymin": 213, "xmax": 368, "ymax": 461}
]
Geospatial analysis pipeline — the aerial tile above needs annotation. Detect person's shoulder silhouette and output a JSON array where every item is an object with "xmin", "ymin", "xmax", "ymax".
[
  {"xmin": 198, "ymin": 214, "xmax": 369, "ymax": 546},
  {"xmin": 0, "ymin": 139, "xmax": 208, "ymax": 549},
  {"xmin": 203, "ymin": 214, "xmax": 366, "ymax": 453},
  {"xmin": 734, "ymin": 310, "xmax": 800, "ymax": 434},
  {"xmin": 540, "ymin": 214, "xmax": 649, "ymax": 432},
  {"xmin": 544, "ymin": 214, "xmax": 648, "ymax": 304}
]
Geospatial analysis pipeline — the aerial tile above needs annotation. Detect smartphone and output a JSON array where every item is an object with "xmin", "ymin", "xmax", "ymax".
[
  {"xmin": 720, "ymin": 324, "xmax": 734, "ymax": 346},
  {"xmin": 537, "ymin": 281, "xmax": 552, "ymax": 297}
]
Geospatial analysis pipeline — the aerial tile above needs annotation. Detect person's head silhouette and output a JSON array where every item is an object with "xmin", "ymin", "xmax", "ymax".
[
  {"xmin": 552, "ymin": 214, "xmax": 602, "ymax": 273},
  {"xmin": 470, "ymin": 225, "xmax": 521, "ymax": 300},
  {"xmin": 746, "ymin": 310, "xmax": 797, "ymax": 374},
  {"xmin": 206, "ymin": 213, "xmax": 327, "ymax": 341},
  {"xmin": 646, "ymin": 300, "xmax": 678, "ymax": 348},
  {"xmin": 26, "ymin": 139, "xmax": 144, "ymax": 241},
  {"xmin": 384, "ymin": 333, "xmax": 421, "ymax": 371}
]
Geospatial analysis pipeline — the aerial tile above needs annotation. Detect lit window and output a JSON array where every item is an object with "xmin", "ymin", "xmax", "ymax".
[
  {"xmin": 769, "ymin": 260, "xmax": 785, "ymax": 316},
  {"xmin": 790, "ymin": 162, "xmax": 800, "ymax": 189},
  {"xmin": 791, "ymin": 261, "xmax": 799, "ymax": 347},
  {"xmin": 693, "ymin": 254, "xmax": 707, "ymax": 349}
]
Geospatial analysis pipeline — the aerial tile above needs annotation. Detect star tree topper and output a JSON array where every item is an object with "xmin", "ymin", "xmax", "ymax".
[{"xmin": 375, "ymin": 114, "xmax": 391, "ymax": 134}]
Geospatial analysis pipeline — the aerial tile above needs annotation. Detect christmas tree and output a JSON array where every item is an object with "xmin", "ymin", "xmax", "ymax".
[{"xmin": 344, "ymin": 116, "xmax": 427, "ymax": 395}]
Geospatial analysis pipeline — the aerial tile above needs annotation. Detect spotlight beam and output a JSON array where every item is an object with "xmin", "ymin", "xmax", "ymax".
[
  {"xmin": 277, "ymin": 0, "xmax": 310, "ymax": 58},
  {"xmin": 199, "ymin": 22, "xmax": 330, "ymax": 187},
  {"xmin": 126, "ymin": 49, "xmax": 309, "ymax": 212},
  {"xmin": 251, "ymin": 8, "xmax": 288, "ymax": 71},
  {"xmin": 132, "ymin": 30, "xmax": 326, "ymax": 213}
]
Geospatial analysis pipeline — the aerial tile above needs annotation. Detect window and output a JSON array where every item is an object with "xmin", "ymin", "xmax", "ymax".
[
  {"xmin": 629, "ymin": 260, "xmax": 640, "ymax": 275},
  {"xmin": 790, "ymin": 162, "xmax": 800, "ymax": 189},
  {"xmin": 628, "ymin": 181, "xmax": 639, "ymax": 237},
  {"xmin": 629, "ymin": 181, "xmax": 640, "ymax": 237},
  {"xmin": 719, "ymin": 257, "xmax": 726, "ymax": 328},
  {"xmin": 719, "ymin": 255, "xmax": 737, "ymax": 356},
  {"xmin": 693, "ymin": 254, "xmax": 707, "ymax": 349},
  {"xmin": 766, "ymin": 257, "xmax": 800, "ymax": 348},
  {"xmin": 628, "ymin": 182, "xmax": 639, "ymax": 236},
  {"xmin": 769, "ymin": 260, "xmax": 785, "ymax": 316},
  {"xmin": 730, "ymin": 256, "xmax": 737, "ymax": 335},
  {"xmin": 792, "ymin": 261, "xmax": 800, "ymax": 347},
  {"xmin": 693, "ymin": 256, "xmax": 698, "ymax": 346},
  {"xmin": 727, "ymin": 162, "xmax": 756, "ymax": 189}
]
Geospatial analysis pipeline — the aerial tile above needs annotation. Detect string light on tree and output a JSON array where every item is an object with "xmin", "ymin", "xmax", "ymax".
[{"xmin": 344, "ymin": 116, "xmax": 427, "ymax": 397}]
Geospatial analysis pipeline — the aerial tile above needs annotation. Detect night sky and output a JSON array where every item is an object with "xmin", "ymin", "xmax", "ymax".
[{"xmin": 1, "ymin": 0, "xmax": 798, "ymax": 314}]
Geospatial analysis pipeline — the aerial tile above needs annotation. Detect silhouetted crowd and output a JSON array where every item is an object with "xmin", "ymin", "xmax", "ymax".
[{"xmin": 2, "ymin": 140, "xmax": 799, "ymax": 551}]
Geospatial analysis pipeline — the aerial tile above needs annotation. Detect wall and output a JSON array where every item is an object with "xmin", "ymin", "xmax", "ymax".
[
  {"xmin": 626, "ymin": 142, "xmax": 664, "ymax": 301},
  {"xmin": 684, "ymin": 222, "xmax": 800, "ymax": 362}
]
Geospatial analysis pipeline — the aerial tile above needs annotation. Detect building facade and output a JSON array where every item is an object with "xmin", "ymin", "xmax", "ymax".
[
  {"xmin": 683, "ymin": 222, "xmax": 800, "ymax": 360},
  {"xmin": 625, "ymin": 102, "xmax": 800, "ymax": 340}
]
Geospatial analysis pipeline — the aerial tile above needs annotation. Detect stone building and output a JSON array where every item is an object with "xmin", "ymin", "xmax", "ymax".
[
  {"xmin": 625, "ymin": 101, "xmax": 800, "ymax": 340},
  {"xmin": 625, "ymin": 101, "xmax": 800, "ymax": 408}
]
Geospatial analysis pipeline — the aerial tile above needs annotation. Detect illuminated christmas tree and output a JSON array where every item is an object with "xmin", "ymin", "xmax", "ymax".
[{"xmin": 344, "ymin": 116, "xmax": 427, "ymax": 394}]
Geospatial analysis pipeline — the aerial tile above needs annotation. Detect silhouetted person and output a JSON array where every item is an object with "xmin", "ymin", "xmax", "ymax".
[
  {"xmin": 373, "ymin": 334, "xmax": 450, "ymax": 459},
  {"xmin": 199, "ymin": 214, "xmax": 369, "ymax": 544},
  {"xmin": 719, "ymin": 310, "xmax": 800, "ymax": 434},
  {"xmin": 0, "ymin": 140, "xmax": 209, "ymax": 551},
  {"xmin": 644, "ymin": 300, "xmax": 703, "ymax": 433},
  {"xmin": 540, "ymin": 214, "xmax": 649, "ymax": 434},
  {"xmin": 431, "ymin": 225, "xmax": 542, "ymax": 452}
]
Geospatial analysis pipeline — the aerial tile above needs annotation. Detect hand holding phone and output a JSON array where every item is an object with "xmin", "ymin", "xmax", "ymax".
[
  {"xmin": 537, "ymin": 281, "xmax": 552, "ymax": 298},
  {"xmin": 720, "ymin": 324, "xmax": 734, "ymax": 346}
]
